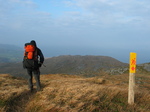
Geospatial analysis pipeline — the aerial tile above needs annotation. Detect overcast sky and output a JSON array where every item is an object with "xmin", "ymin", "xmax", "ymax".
[{"xmin": 0, "ymin": 0, "xmax": 150, "ymax": 63}]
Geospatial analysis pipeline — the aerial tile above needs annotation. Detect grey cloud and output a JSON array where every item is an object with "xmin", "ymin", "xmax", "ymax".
[
  {"xmin": 0, "ymin": 0, "xmax": 53, "ymax": 31},
  {"xmin": 1, "ymin": 0, "xmax": 150, "ymax": 48},
  {"xmin": 66, "ymin": 0, "xmax": 150, "ymax": 27}
]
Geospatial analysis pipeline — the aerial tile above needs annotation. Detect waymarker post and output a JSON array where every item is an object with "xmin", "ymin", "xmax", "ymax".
[{"xmin": 128, "ymin": 52, "xmax": 137, "ymax": 105}]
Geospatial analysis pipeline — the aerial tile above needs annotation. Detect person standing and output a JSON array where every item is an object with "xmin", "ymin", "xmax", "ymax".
[{"xmin": 23, "ymin": 40, "xmax": 44, "ymax": 92}]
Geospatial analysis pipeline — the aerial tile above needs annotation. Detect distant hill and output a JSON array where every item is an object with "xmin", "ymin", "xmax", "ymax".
[
  {"xmin": 0, "ymin": 44, "xmax": 23, "ymax": 63},
  {"xmin": 1, "ymin": 55, "xmax": 150, "ymax": 78},
  {"xmin": 41, "ymin": 55, "xmax": 128, "ymax": 76},
  {"xmin": 0, "ymin": 55, "xmax": 128, "ymax": 77}
]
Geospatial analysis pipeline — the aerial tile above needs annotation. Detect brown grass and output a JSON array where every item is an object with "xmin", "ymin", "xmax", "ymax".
[{"xmin": 0, "ymin": 73, "xmax": 150, "ymax": 112}]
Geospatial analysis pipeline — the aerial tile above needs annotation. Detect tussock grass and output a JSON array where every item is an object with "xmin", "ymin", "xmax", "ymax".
[
  {"xmin": 0, "ymin": 74, "xmax": 30, "ymax": 112},
  {"xmin": 0, "ymin": 74, "xmax": 150, "ymax": 112}
]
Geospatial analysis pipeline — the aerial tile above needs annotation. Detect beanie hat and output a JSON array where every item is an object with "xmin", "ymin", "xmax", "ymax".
[{"xmin": 30, "ymin": 40, "xmax": 37, "ymax": 47}]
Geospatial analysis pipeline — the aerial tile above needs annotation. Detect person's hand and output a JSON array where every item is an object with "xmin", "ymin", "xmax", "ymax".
[{"xmin": 38, "ymin": 62, "xmax": 42, "ymax": 67}]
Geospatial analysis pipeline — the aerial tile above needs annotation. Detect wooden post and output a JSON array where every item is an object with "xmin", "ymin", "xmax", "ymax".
[
  {"xmin": 128, "ymin": 52, "xmax": 137, "ymax": 105},
  {"xmin": 128, "ymin": 73, "xmax": 135, "ymax": 104}
]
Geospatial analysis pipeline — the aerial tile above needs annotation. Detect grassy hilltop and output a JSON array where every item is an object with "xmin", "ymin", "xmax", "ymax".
[
  {"xmin": 0, "ymin": 55, "xmax": 128, "ymax": 78},
  {"xmin": 0, "ymin": 73, "xmax": 150, "ymax": 112}
]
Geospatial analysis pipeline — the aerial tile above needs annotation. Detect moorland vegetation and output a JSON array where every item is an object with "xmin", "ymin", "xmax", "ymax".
[{"xmin": 0, "ymin": 73, "xmax": 150, "ymax": 112}]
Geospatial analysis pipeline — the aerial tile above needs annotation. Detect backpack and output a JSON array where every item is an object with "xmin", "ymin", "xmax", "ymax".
[{"xmin": 23, "ymin": 43, "xmax": 38, "ymax": 69}]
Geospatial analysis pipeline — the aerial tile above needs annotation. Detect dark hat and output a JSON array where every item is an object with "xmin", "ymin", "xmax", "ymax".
[{"xmin": 30, "ymin": 40, "xmax": 37, "ymax": 47}]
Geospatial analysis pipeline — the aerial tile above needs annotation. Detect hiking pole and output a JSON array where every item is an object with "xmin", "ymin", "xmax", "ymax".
[
  {"xmin": 38, "ymin": 61, "xmax": 46, "ymax": 67},
  {"xmin": 42, "ymin": 64, "xmax": 46, "ymax": 67}
]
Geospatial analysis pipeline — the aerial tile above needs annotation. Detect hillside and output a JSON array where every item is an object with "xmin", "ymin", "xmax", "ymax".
[
  {"xmin": 0, "ymin": 74, "xmax": 150, "ymax": 112},
  {"xmin": 0, "ymin": 55, "xmax": 150, "ymax": 78},
  {"xmin": 0, "ymin": 44, "xmax": 23, "ymax": 63},
  {"xmin": 0, "ymin": 55, "xmax": 128, "ymax": 78},
  {"xmin": 1, "ymin": 55, "xmax": 150, "ymax": 78},
  {"xmin": 41, "ymin": 55, "xmax": 128, "ymax": 76}
]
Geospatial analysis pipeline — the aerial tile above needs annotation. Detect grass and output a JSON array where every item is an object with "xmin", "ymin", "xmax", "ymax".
[{"xmin": 0, "ymin": 73, "xmax": 150, "ymax": 112}]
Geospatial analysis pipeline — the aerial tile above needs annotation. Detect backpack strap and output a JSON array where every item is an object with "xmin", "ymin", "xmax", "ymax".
[{"xmin": 33, "ymin": 48, "xmax": 38, "ymax": 61}]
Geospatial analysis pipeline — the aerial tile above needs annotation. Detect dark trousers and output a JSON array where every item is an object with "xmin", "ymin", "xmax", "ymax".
[{"xmin": 27, "ymin": 68, "xmax": 41, "ymax": 91}]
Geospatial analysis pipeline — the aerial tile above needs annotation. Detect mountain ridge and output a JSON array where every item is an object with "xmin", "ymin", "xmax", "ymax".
[
  {"xmin": 0, "ymin": 55, "xmax": 150, "ymax": 78},
  {"xmin": 0, "ymin": 55, "xmax": 128, "ymax": 77},
  {"xmin": 41, "ymin": 55, "xmax": 128, "ymax": 75}
]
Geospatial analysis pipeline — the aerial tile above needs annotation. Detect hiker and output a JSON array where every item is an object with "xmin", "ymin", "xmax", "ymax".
[{"xmin": 23, "ymin": 40, "xmax": 44, "ymax": 92}]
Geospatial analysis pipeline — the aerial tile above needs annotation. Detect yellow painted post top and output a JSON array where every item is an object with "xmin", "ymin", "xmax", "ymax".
[{"xmin": 130, "ymin": 52, "xmax": 137, "ymax": 73}]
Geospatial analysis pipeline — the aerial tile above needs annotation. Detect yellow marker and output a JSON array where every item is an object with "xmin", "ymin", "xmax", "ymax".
[{"xmin": 129, "ymin": 52, "xmax": 137, "ymax": 73}]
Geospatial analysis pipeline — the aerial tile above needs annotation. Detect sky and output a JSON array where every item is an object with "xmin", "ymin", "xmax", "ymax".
[{"xmin": 0, "ymin": 0, "xmax": 150, "ymax": 63}]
